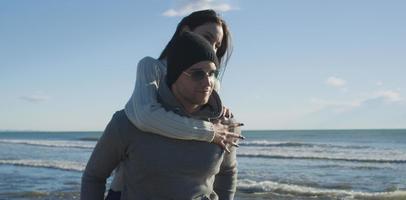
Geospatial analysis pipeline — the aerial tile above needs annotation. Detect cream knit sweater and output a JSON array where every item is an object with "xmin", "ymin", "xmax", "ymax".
[{"xmin": 124, "ymin": 56, "xmax": 222, "ymax": 142}]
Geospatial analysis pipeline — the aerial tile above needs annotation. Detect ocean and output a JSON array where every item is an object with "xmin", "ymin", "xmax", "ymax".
[{"xmin": 0, "ymin": 129, "xmax": 405, "ymax": 200}]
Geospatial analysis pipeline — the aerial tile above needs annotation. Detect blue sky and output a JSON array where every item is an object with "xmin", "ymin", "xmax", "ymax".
[{"xmin": 1, "ymin": 0, "xmax": 405, "ymax": 131}]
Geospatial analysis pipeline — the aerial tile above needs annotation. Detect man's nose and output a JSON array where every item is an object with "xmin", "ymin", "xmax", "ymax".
[{"xmin": 200, "ymin": 74, "xmax": 212, "ymax": 87}]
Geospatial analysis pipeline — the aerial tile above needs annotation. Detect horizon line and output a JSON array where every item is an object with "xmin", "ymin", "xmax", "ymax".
[{"xmin": 1, "ymin": 128, "xmax": 405, "ymax": 133}]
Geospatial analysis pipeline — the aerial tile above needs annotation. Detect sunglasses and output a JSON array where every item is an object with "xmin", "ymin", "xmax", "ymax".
[{"xmin": 182, "ymin": 69, "xmax": 219, "ymax": 81}]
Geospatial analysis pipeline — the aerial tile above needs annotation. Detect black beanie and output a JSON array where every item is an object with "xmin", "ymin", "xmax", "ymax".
[{"xmin": 166, "ymin": 31, "xmax": 219, "ymax": 86}]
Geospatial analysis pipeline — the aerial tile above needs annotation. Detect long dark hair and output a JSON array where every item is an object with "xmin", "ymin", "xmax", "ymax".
[{"xmin": 159, "ymin": 9, "xmax": 233, "ymax": 81}]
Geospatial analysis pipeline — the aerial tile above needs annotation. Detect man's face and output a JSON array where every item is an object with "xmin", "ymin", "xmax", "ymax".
[{"xmin": 172, "ymin": 61, "xmax": 217, "ymax": 107}]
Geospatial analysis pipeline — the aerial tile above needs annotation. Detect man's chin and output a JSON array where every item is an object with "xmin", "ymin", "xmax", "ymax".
[{"xmin": 194, "ymin": 95, "xmax": 210, "ymax": 106}]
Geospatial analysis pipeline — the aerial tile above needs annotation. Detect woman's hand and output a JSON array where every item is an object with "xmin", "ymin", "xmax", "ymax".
[
  {"xmin": 223, "ymin": 106, "xmax": 233, "ymax": 118},
  {"xmin": 212, "ymin": 119, "xmax": 245, "ymax": 153}
]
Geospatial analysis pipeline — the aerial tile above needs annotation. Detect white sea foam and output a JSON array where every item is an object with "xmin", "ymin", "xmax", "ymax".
[
  {"xmin": 237, "ymin": 152, "xmax": 406, "ymax": 163},
  {"xmin": 237, "ymin": 143, "xmax": 406, "ymax": 164},
  {"xmin": 240, "ymin": 140, "xmax": 314, "ymax": 147},
  {"xmin": 0, "ymin": 159, "xmax": 85, "ymax": 172},
  {"xmin": 240, "ymin": 140, "xmax": 370, "ymax": 149},
  {"xmin": 237, "ymin": 150, "xmax": 406, "ymax": 163},
  {"xmin": 0, "ymin": 139, "xmax": 95, "ymax": 149},
  {"xmin": 237, "ymin": 179, "xmax": 406, "ymax": 199}
]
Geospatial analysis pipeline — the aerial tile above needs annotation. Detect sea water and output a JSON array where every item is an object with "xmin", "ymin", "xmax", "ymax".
[{"xmin": 0, "ymin": 129, "xmax": 405, "ymax": 200}]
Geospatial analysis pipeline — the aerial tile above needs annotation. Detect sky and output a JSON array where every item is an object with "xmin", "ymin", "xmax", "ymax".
[{"xmin": 1, "ymin": 0, "xmax": 405, "ymax": 131}]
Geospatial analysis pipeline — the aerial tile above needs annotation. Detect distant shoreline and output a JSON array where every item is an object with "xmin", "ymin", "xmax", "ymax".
[
  {"xmin": 0, "ymin": 130, "xmax": 102, "ymax": 133},
  {"xmin": 1, "ymin": 128, "xmax": 405, "ymax": 133}
]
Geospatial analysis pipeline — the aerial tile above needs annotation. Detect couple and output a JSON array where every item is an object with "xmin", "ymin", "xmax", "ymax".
[{"xmin": 81, "ymin": 10, "xmax": 243, "ymax": 200}]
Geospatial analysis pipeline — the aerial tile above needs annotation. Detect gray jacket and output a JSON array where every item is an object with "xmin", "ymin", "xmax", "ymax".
[{"xmin": 81, "ymin": 81, "xmax": 238, "ymax": 200}]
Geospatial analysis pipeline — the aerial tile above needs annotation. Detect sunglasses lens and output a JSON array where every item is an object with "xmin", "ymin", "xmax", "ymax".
[
  {"xmin": 187, "ymin": 70, "xmax": 219, "ymax": 81},
  {"xmin": 191, "ymin": 71, "xmax": 206, "ymax": 81}
]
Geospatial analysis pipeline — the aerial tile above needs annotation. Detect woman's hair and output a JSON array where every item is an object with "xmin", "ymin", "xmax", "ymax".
[{"xmin": 159, "ymin": 9, "xmax": 233, "ymax": 80}]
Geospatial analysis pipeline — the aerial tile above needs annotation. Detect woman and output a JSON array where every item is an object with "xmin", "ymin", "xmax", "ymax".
[
  {"xmin": 126, "ymin": 9, "xmax": 243, "ymax": 152},
  {"xmin": 107, "ymin": 9, "xmax": 243, "ymax": 199}
]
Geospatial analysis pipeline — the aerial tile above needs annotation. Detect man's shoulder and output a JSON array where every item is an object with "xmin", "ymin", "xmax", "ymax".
[
  {"xmin": 112, "ymin": 110, "xmax": 142, "ymax": 135},
  {"xmin": 113, "ymin": 110, "xmax": 168, "ymax": 140}
]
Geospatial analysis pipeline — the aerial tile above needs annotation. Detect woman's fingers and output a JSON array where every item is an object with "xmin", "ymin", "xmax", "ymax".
[
  {"xmin": 212, "ymin": 132, "xmax": 238, "ymax": 153},
  {"xmin": 227, "ymin": 122, "xmax": 244, "ymax": 128},
  {"xmin": 223, "ymin": 106, "xmax": 231, "ymax": 118},
  {"xmin": 215, "ymin": 135, "xmax": 230, "ymax": 153},
  {"xmin": 221, "ymin": 140, "xmax": 231, "ymax": 153},
  {"xmin": 226, "ymin": 132, "xmax": 245, "ymax": 140},
  {"xmin": 230, "ymin": 142, "xmax": 239, "ymax": 147},
  {"xmin": 222, "ymin": 106, "xmax": 235, "ymax": 119},
  {"xmin": 212, "ymin": 121, "xmax": 246, "ymax": 153}
]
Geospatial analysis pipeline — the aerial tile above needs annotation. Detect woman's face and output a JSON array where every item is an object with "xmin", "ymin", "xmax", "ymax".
[{"xmin": 191, "ymin": 23, "xmax": 224, "ymax": 53}]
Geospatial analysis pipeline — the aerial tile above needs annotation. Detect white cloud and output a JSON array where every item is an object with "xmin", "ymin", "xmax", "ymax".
[
  {"xmin": 376, "ymin": 81, "xmax": 383, "ymax": 86},
  {"xmin": 20, "ymin": 95, "xmax": 50, "ymax": 103},
  {"xmin": 326, "ymin": 76, "xmax": 347, "ymax": 88},
  {"xmin": 375, "ymin": 90, "xmax": 402, "ymax": 102},
  {"xmin": 309, "ymin": 98, "xmax": 361, "ymax": 113},
  {"xmin": 163, "ymin": 0, "xmax": 235, "ymax": 17},
  {"xmin": 309, "ymin": 89, "xmax": 402, "ymax": 114}
]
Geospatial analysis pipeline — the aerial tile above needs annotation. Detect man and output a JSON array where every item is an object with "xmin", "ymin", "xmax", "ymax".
[{"xmin": 81, "ymin": 32, "xmax": 239, "ymax": 200}]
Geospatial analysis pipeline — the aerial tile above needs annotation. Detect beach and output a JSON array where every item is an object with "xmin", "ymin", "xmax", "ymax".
[{"xmin": 1, "ymin": 129, "xmax": 405, "ymax": 199}]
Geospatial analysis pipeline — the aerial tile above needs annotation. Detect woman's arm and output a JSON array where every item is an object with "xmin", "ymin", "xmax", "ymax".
[{"xmin": 125, "ymin": 56, "xmax": 216, "ymax": 142}]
